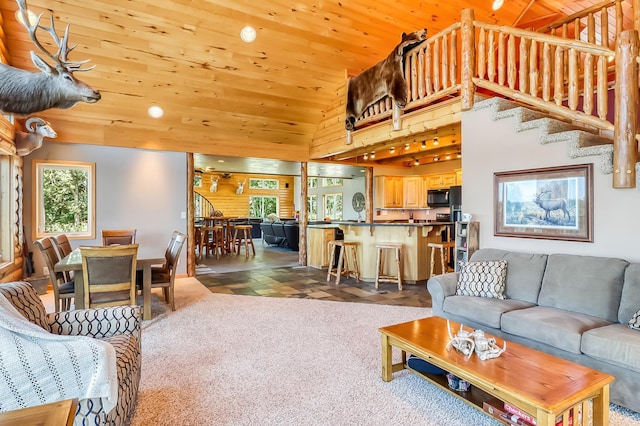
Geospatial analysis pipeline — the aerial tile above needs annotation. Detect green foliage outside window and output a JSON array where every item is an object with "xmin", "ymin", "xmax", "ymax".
[
  {"xmin": 249, "ymin": 196, "xmax": 278, "ymax": 217},
  {"xmin": 35, "ymin": 161, "xmax": 94, "ymax": 238},
  {"xmin": 324, "ymin": 193, "xmax": 343, "ymax": 220}
]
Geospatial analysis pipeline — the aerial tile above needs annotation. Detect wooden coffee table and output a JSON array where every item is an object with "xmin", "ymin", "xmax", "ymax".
[{"xmin": 379, "ymin": 316, "xmax": 615, "ymax": 426}]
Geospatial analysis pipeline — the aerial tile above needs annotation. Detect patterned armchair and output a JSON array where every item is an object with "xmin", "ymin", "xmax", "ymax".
[{"xmin": 0, "ymin": 281, "xmax": 141, "ymax": 426}]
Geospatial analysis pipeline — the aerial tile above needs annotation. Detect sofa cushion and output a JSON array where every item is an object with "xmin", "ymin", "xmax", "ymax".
[
  {"xmin": 443, "ymin": 295, "xmax": 534, "ymax": 329},
  {"xmin": 538, "ymin": 254, "xmax": 628, "ymax": 322},
  {"xmin": 470, "ymin": 249, "xmax": 547, "ymax": 304},
  {"xmin": 456, "ymin": 260, "xmax": 507, "ymax": 299},
  {"xmin": 620, "ymin": 264, "xmax": 640, "ymax": 324},
  {"xmin": 501, "ymin": 306, "xmax": 613, "ymax": 354},
  {"xmin": 582, "ymin": 324, "xmax": 640, "ymax": 373},
  {"xmin": 629, "ymin": 309, "xmax": 640, "ymax": 330}
]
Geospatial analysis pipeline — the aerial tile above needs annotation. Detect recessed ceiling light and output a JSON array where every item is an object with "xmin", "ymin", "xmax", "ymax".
[
  {"xmin": 492, "ymin": 0, "xmax": 504, "ymax": 11},
  {"xmin": 240, "ymin": 26, "xmax": 257, "ymax": 43},
  {"xmin": 147, "ymin": 105, "xmax": 164, "ymax": 118},
  {"xmin": 218, "ymin": 159, "xmax": 225, "ymax": 163}
]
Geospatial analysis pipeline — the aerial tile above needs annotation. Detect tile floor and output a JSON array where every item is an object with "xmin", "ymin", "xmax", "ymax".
[{"xmin": 196, "ymin": 239, "xmax": 433, "ymax": 308}]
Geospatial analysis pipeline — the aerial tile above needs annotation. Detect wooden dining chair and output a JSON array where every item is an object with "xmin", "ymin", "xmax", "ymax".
[
  {"xmin": 80, "ymin": 244, "xmax": 138, "ymax": 309},
  {"xmin": 52, "ymin": 233, "xmax": 74, "ymax": 281},
  {"xmin": 33, "ymin": 237, "xmax": 75, "ymax": 312},
  {"xmin": 146, "ymin": 231, "xmax": 185, "ymax": 311},
  {"xmin": 101, "ymin": 229, "xmax": 137, "ymax": 246}
]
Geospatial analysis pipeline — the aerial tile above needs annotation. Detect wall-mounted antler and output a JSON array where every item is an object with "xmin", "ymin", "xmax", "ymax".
[
  {"xmin": 236, "ymin": 179, "xmax": 247, "ymax": 195},
  {"xmin": 209, "ymin": 176, "xmax": 219, "ymax": 193},
  {"xmin": 0, "ymin": 0, "xmax": 101, "ymax": 115}
]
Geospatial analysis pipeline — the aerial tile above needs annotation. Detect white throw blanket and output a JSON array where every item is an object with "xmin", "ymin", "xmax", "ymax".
[{"xmin": 0, "ymin": 295, "xmax": 118, "ymax": 413}]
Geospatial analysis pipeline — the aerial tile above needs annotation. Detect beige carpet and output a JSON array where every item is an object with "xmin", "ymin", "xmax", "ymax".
[
  {"xmin": 38, "ymin": 279, "xmax": 640, "ymax": 425},
  {"xmin": 126, "ymin": 278, "xmax": 640, "ymax": 426}
]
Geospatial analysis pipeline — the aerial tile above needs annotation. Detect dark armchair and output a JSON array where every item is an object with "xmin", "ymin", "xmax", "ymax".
[
  {"xmin": 283, "ymin": 222, "xmax": 299, "ymax": 251},
  {"xmin": 260, "ymin": 222, "xmax": 279, "ymax": 246}
]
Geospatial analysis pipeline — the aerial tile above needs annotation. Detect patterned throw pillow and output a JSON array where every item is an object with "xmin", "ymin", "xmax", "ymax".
[
  {"xmin": 628, "ymin": 309, "xmax": 640, "ymax": 331},
  {"xmin": 456, "ymin": 260, "xmax": 508, "ymax": 299}
]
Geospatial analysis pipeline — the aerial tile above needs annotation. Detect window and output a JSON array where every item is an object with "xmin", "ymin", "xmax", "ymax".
[
  {"xmin": 323, "ymin": 193, "xmax": 343, "ymax": 220},
  {"xmin": 34, "ymin": 160, "xmax": 95, "ymax": 239},
  {"xmin": 307, "ymin": 195, "xmax": 317, "ymax": 221},
  {"xmin": 249, "ymin": 196, "xmax": 278, "ymax": 218},
  {"xmin": 0, "ymin": 155, "xmax": 13, "ymax": 265},
  {"xmin": 308, "ymin": 178, "xmax": 318, "ymax": 188},
  {"xmin": 322, "ymin": 178, "xmax": 343, "ymax": 187},
  {"xmin": 249, "ymin": 178, "xmax": 279, "ymax": 189}
]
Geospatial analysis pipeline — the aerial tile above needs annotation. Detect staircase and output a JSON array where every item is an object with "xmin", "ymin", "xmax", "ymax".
[{"xmin": 472, "ymin": 97, "xmax": 638, "ymax": 176}]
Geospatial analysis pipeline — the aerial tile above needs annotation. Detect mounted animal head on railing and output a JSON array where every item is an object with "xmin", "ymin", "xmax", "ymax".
[
  {"xmin": 209, "ymin": 176, "xmax": 219, "ymax": 193},
  {"xmin": 236, "ymin": 179, "xmax": 247, "ymax": 195},
  {"xmin": 0, "ymin": 0, "xmax": 101, "ymax": 115},
  {"xmin": 14, "ymin": 117, "xmax": 56, "ymax": 156}
]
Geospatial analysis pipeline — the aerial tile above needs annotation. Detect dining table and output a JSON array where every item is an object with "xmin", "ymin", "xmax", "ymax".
[{"xmin": 54, "ymin": 247, "xmax": 165, "ymax": 320}]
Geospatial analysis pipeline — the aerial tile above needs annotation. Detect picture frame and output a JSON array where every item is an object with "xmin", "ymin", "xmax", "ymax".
[
  {"xmin": 494, "ymin": 164, "xmax": 593, "ymax": 242},
  {"xmin": 194, "ymin": 175, "xmax": 202, "ymax": 188}
]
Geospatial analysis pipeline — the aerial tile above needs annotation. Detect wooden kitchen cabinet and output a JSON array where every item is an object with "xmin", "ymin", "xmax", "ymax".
[
  {"xmin": 403, "ymin": 176, "xmax": 422, "ymax": 208},
  {"xmin": 426, "ymin": 172, "xmax": 457, "ymax": 189},
  {"xmin": 374, "ymin": 176, "xmax": 403, "ymax": 208},
  {"xmin": 455, "ymin": 169, "xmax": 462, "ymax": 185}
]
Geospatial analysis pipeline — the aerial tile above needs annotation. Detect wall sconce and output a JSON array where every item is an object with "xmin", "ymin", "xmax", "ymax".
[
  {"xmin": 370, "ymin": 151, "xmax": 376, "ymax": 159},
  {"xmin": 389, "ymin": 147, "xmax": 395, "ymax": 154}
]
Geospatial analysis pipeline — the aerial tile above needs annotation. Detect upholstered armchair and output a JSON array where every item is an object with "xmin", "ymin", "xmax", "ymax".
[{"xmin": 0, "ymin": 281, "xmax": 141, "ymax": 426}]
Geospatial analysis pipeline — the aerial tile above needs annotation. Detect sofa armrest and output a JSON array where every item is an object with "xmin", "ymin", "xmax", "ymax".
[
  {"xmin": 46, "ymin": 305, "xmax": 141, "ymax": 339},
  {"xmin": 427, "ymin": 272, "xmax": 459, "ymax": 316}
]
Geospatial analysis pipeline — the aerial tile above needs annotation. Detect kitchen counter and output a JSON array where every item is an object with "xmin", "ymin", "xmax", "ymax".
[{"xmin": 336, "ymin": 222, "xmax": 453, "ymax": 284}]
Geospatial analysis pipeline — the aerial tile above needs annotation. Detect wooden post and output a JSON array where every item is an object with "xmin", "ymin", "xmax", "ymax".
[
  {"xmin": 187, "ymin": 153, "xmax": 196, "ymax": 277},
  {"xmin": 613, "ymin": 29, "xmax": 639, "ymax": 188},
  {"xmin": 461, "ymin": 8, "xmax": 476, "ymax": 111},
  {"xmin": 299, "ymin": 162, "xmax": 308, "ymax": 265},
  {"xmin": 366, "ymin": 167, "xmax": 374, "ymax": 223}
]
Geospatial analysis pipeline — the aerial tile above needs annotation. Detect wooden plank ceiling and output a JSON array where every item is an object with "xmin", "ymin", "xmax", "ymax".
[{"xmin": 0, "ymin": 0, "xmax": 613, "ymax": 168}]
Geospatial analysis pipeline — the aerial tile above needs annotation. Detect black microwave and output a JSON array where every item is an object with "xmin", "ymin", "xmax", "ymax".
[{"xmin": 427, "ymin": 189, "xmax": 449, "ymax": 207}]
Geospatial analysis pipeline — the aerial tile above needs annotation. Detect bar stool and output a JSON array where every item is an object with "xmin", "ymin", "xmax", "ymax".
[
  {"xmin": 233, "ymin": 224, "xmax": 256, "ymax": 258},
  {"xmin": 428, "ymin": 241, "xmax": 456, "ymax": 277},
  {"xmin": 208, "ymin": 225, "xmax": 225, "ymax": 259},
  {"xmin": 326, "ymin": 240, "xmax": 360, "ymax": 285},
  {"xmin": 375, "ymin": 242, "xmax": 403, "ymax": 291}
]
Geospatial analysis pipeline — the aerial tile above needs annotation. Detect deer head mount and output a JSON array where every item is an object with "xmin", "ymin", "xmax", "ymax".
[
  {"xmin": 236, "ymin": 179, "xmax": 247, "ymax": 195},
  {"xmin": 209, "ymin": 176, "xmax": 219, "ymax": 193},
  {"xmin": 0, "ymin": 0, "xmax": 101, "ymax": 115},
  {"xmin": 14, "ymin": 117, "xmax": 56, "ymax": 156}
]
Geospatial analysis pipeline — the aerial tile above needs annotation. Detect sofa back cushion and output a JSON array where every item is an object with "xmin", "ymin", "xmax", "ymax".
[
  {"xmin": 538, "ymin": 254, "xmax": 628, "ymax": 322},
  {"xmin": 619, "ymin": 264, "xmax": 640, "ymax": 324},
  {"xmin": 469, "ymin": 249, "xmax": 547, "ymax": 304}
]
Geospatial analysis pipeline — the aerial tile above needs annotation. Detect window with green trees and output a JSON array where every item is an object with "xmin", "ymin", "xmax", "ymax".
[
  {"xmin": 34, "ymin": 161, "xmax": 95, "ymax": 239},
  {"xmin": 323, "ymin": 193, "xmax": 343, "ymax": 220},
  {"xmin": 249, "ymin": 196, "xmax": 278, "ymax": 218}
]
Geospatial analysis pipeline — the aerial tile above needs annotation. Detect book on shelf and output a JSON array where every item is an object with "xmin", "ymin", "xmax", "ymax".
[
  {"xmin": 484, "ymin": 399, "xmax": 575, "ymax": 426},
  {"xmin": 483, "ymin": 398, "xmax": 534, "ymax": 426}
]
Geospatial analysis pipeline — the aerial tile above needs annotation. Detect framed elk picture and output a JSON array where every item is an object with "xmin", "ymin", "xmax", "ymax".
[{"xmin": 494, "ymin": 164, "xmax": 593, "ymax": 242}]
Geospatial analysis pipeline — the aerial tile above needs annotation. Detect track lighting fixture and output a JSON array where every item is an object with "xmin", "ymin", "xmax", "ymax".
[
  {"xmin": 421, "ymin": 140, "xmax": 426, "ymax": 149},
  {"xmin": 370, "ymin": 151, "xmax": 375, "ymax": 159},
  {"xmin": 404, "ymin": 143, "xmax": 410, "ymax": 150},
  {"xmin": 414, "ymin": 158, "xmax": 420, "ymax": 166},
  {"xmin": 363, "ymin": 152, "xmax": 368, "ymax": 160},
  {"xmin": 390, "ymin": 147, "xmax": 395, "ymax": 154},
  {"xmin": 433, "ymin": 155, "xmax": 440, "ymax": 161},
  {"xmin": 433, "ymin": 137, "xmax": 439, "ymax": 146}
]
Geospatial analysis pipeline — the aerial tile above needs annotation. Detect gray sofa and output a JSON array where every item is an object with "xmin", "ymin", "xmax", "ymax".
[{"xmin": 427, "ymin": 248, "xmax": 640, "ymax": 413}]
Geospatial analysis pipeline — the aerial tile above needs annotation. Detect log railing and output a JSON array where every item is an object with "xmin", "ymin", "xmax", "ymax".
[{"xmin": 349, "ymin": 6, "xmax": 639, "ymax": 188}]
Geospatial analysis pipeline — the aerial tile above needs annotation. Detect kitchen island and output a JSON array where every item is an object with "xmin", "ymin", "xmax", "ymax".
[{"xmin": 307, "ymin": 222, "xmax": 453, "ymax": 285}]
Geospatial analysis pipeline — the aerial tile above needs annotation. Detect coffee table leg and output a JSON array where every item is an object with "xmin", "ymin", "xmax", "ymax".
[
  {"xmin": 592, "ymin": 384, "xmax": 610, "ymax": 426},
  {"xmin": 381, "ymin": 334, "xmax": 393, "ymax": 382}
]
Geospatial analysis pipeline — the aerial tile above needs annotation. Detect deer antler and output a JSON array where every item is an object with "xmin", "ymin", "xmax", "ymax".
[{"xmin": 16, "ymin": 0, "xmax": 94, "ymax": 72}]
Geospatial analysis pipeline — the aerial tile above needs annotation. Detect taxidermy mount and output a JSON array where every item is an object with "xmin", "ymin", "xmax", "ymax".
[
  {"xmin": 0, "ymin": 0, "xmax": 101, "ymax": 115},
  {"xmin": 345, "ymin": 29, "xmax": 427, "ymax": 131}
]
